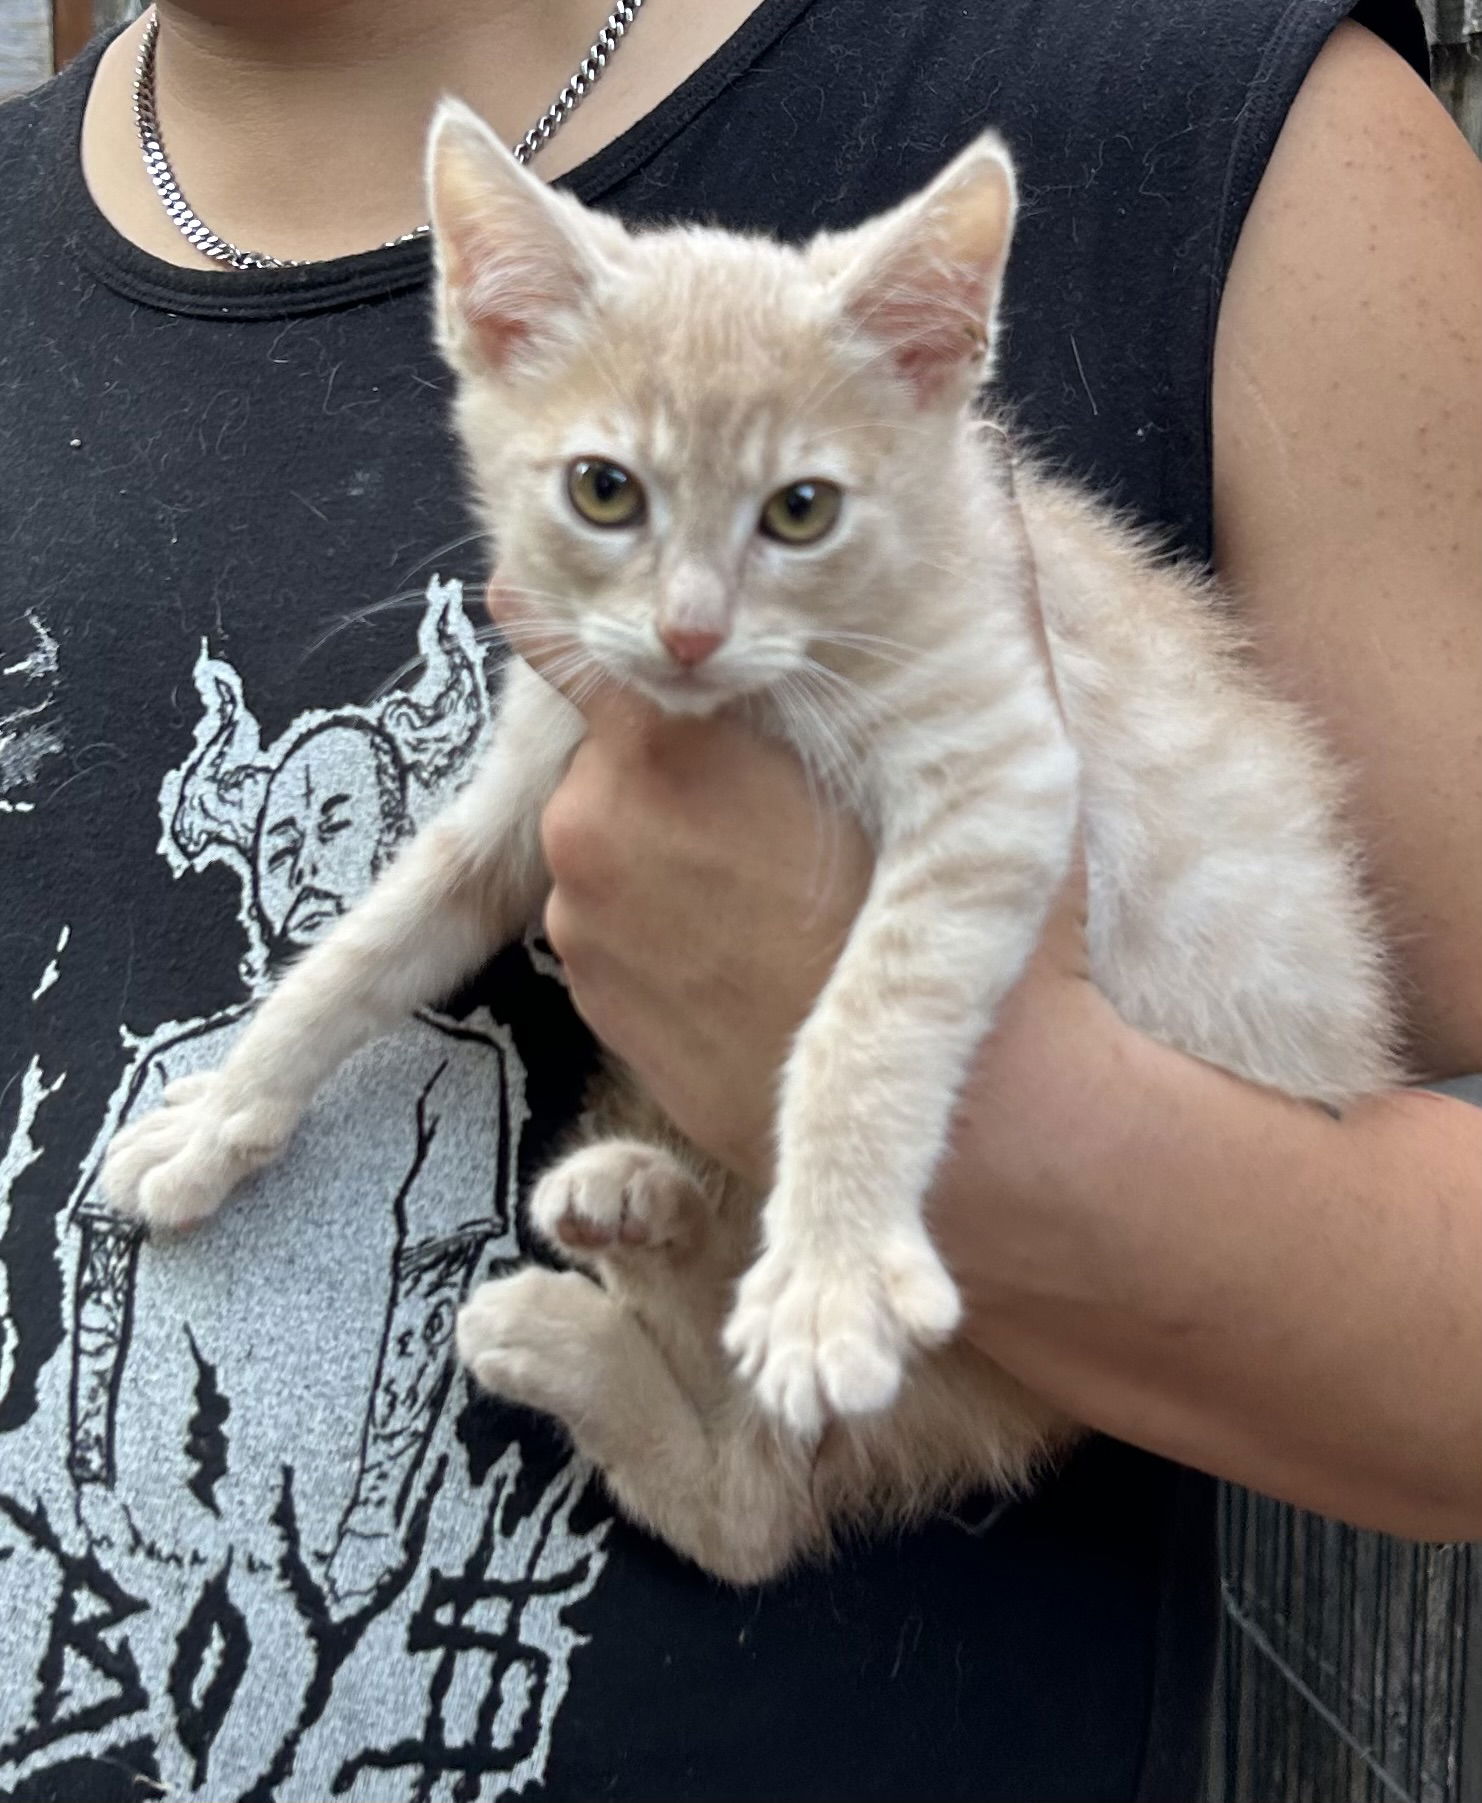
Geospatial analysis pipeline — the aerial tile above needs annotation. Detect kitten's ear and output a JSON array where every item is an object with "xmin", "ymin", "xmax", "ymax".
[
  {"xmin": 827, "ymin": 134, "xmax": 1017, "ymax": 404},
  {"xmin": 427, "ymin": 98, "xmax": 618, "ymax": 374}
]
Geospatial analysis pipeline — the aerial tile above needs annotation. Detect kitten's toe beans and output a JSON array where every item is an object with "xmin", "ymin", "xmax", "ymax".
[
  {"xmin": 457, "ymin": 1268, "xmax": 609, "ymax": 1415},
  {"xmin": 530, "ymin": 1141, "xmax": 695, "ymax": 1258},
  {"xmin": 99, "ymin": 1082, "xmax": 293, "ymax": 1231},
  {"xmin": 132, "ymin": 1154, "xmax": 238, "ymax": 1233},
  {"xmin": 727, "ymin": 1231, "xmax": 962, "ymax": 1435},
  {"xmin": 725, "ymin": 1253, "xmax": 892, "ymax": 1438},
  {"xmin": 816, "ymin": 1330, "xmax": 903, "ymax": 1420},
  {"xmin": 882, "ymin": 1236, "xmax": 962, "ymax": 1345},
  {"xmin": 760, "ymin": 1354, "xmax": 827, "ymax": 1444},
  {"xmin": 721, "ymin": 1258, "xmax": 788, "ymax": 1380}
]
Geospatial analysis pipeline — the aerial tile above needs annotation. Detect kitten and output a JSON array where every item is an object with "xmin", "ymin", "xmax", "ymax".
[{"xmin": 103, "ymin": 102, "xmax": 1398, "ymax": 1584}]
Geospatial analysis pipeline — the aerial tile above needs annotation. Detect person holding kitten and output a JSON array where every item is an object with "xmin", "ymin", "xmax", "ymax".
[{"xmin": 0, "ymin": 3, "xmax": 1478, "ymax": 1802}]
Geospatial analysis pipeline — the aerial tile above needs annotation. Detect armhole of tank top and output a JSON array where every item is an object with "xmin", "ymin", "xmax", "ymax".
[{"xmin": 1194, "ymin": 0, "xmax": 1430, "ymax": 580}]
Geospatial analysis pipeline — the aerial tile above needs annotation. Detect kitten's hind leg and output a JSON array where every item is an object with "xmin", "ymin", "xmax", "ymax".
[
  {"xmin": 530, "ymin": 1135, "xmax": 748, "ymax": 1387},
  {"xmin": 529, "ymin": 1138, "xmax": 706, "ymax": 1267},
  {"xmin": 457, "ymin": 1267, "xmax": 815, "ymax": 1584}
]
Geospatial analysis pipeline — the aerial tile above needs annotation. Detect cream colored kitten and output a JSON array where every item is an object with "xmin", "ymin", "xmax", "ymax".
[{"xmin": 103, "ymin": 103, "xmax": 1397, "ymax": 1583}]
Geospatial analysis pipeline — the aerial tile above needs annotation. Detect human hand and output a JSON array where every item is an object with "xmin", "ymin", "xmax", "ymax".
[
  {"xmin": 488, "ymin": 584, "xmax": 1111, "ymax": 1233},
  {"xmin": 489, "ymin": 583, "xmax": 874, "ymax": 1185}
]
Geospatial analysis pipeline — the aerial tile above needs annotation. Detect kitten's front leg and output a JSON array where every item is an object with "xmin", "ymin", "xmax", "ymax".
[
  {"xmin": 725, "ymin": 719, "xmax": 1079, "ymax": 1439},
  {"xmin": 103, "ymin": 666, "xmax": 580, "ymax": 1230}
]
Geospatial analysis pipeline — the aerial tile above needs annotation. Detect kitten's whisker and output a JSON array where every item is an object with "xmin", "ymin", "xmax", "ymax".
[
  {"xmin": 531, "ymin": 649, "xmax": 606, "ymax": 695},
  {"xmin": 776, "ymin": 668, "xmax": 870, "ymax": 820},
  {"xmin": 367, "ymin": 653, "xmax": 437, "ymax": 702},
  {"xmin": 398, "ymin": 527, "xmax": 494, "ymax": 581},
  {"xmin": 576, "ymin": 339, "xmax": 642, "ymax": 417},
  {"xmin": 915, "ymin": 555, "xmax": 984, "ymax": 583},
  {"xmin": 308, "ymin": 530, "xmax": 498, "ymax": 668},
  {"xmin": 809, "ymin": 418, "xmax": 942, "ymax": 441},
  {"xmin": 486, "ymin": 626, "xmax": 587, "ymax": 655},
  {"xmin": 798, "ymin": 656, "xmax": 928, "ymax": 749},
  {"xmin": 766, "ymin": 679, "xmax": 845, "ymax": 912},
  {"xmin": 492, "ymin": 581, "xmax": 584, "ymax": 606},
  {"xmin": 303, "ymin": 587, "xmax": 467, "ymax": 660},
  {"xmin": 566, "ymin": 663, "xmax": 618, "ymax": 711},
  {"xmin": 780, "ymin": 313, "xmax": 948, "ymax": 424},
  {"xmin": 780, "ymin": 299, "xmax": 915, "ymax": 422},
  {"xmin": 808, "ymin": 635, "xmax": 917, "ymax": 673},
  {"xmin": 816, "ymin": 628, "xmax": 919, "ymax": 655},
  {"xmin": 777, "ymin": 691, "xmax": 872, "ymax": 915}
]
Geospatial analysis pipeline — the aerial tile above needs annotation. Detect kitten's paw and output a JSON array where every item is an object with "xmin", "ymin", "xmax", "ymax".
[
  {"xmin": 100, "ymin": 1074, "xmax": 297, "ymax": 1232},
  {"xmin": 530, "ymin": 1141, "xmax": 696, "ymax": 1258},
  {"xmin": 457, "ymin": 1267, "xmax": 611, "ymax": 1415},
  {"xmin": 723, "ymin": 1229, "xmax": 962, "ymax": 1439}
]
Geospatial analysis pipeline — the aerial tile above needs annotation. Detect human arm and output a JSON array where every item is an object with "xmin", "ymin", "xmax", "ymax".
[
  {"xmin": 519, "ymin": 21, "xmax": 1482, "ymax": 1541},
  {"xmin": 939, "ymin": 20, "xmax": 1482, "ymax": 1541},
  {"xmin": 531, "ymin": 701, "xmax": 1482, "ymax": 1542}
]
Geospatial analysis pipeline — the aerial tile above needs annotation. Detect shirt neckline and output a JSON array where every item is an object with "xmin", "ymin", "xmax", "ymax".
[{"xmin": 57, "ymin": 0, "xmax": 819, "ymax": 321}]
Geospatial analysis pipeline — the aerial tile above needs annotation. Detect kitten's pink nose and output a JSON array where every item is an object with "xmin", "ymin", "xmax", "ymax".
[{"xmin": 659, "ymin": 625, "xmax": 726, "ymax": 667}]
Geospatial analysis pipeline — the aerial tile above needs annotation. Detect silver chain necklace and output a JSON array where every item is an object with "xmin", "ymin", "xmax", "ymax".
[{"xmin": 132, "ymin": 1, "xmax": 647, "ymax": 272}]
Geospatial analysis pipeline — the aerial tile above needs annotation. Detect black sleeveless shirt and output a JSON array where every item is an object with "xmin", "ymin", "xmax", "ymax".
[{"xmin": 0, "ymin": 5, "xmax": 1426, "ymax": 1800}]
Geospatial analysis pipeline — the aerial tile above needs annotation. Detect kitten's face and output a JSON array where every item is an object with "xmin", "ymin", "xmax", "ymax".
[
  {"xmin": 430, "ymin": 107, "xmax": 1016, "ymax": 716},
  {"xmin": 460, "ymin": 251, "xmax": 949, "ymax": 716}
]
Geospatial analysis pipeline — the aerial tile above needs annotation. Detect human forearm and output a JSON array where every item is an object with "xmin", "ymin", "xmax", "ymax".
[
  {"xmin": 495, "ymin": 576, "xmax": 1482, "ymax": 1543},
  {"xmin": 939, "ymin": 997, "xmax": 1482, "ymax": 1541}
]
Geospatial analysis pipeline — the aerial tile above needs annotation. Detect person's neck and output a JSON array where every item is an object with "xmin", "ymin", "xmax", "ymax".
[{"xmin": 82, "ymin": 0, "xmax": 759, "ymax": 268}]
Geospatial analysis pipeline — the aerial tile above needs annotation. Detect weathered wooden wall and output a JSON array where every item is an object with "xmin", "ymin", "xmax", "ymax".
[
  {"xmin": 1423, "ymin": 1, "xmax": 1482, "ymax": 151},
  {"xmin": 1213, "ymin": 1074, "xmax": 1482, "ymax": 1803},
  {"xmin": 0, "ymin": 0, "xmax": 49, "ymax": 101},
  {"xmin": 1215, "ymin": 1497, "xmax": 1481, "ymax": 1803}
]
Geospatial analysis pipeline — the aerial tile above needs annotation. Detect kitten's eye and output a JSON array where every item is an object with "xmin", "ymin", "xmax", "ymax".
[
  {"xmin": 759, "ymin": 480, "xmax": 842, "ymax": 545},
  {"xmin": 567, "ymin": 458, "xmax": 645, "ymax": 528}
]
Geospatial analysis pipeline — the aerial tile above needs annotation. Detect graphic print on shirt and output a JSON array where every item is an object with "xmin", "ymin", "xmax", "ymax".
[
  {"xmin": 0, "ymin": 607, "xmax": 63, "ymax": 813},
  {"xmin": 0, "ymin": 579, "xmax": 610, "ymax": 1802}
]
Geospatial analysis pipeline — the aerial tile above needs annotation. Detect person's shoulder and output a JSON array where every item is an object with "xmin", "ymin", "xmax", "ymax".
[
  {"xmin": 0, "ymin": 72, "xmax": 61, "ymax": 155},
  {"xmin": 0, "ymin": 46, "xmax": 93, "ymax": 197},
  {"xmin": 1003, "ymin": 0, "xmax": 1429, "ymax": 102},
  {"xmin": 800, "ymin": 0, "xmax": 1428, "ymax": 167},
  {"xmin": 964, "ymin": 0, "xmax": 1428, "ymax": 72},
  {"xmin": 0, "ymin": 65, "xmax": 73, "ymax": 180}
]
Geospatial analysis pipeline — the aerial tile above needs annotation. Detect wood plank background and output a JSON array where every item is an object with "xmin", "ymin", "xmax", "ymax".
[
  {"xmin": 0, "ymin": 0, "xmax": 49, "ymax": 101},
  {"xmin": 1212, "ymin": 1074, "xmax": 1482, "ymax": 1803}
]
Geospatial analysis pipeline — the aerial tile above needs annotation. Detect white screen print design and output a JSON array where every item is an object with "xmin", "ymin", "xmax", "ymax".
[
  {"xmin": 0, "ymin": 579, "xmax": 609, "ymax": 1802},
  {"xmin": 0, "ymin": 608, "xmax": 63, "ymax": 813}
]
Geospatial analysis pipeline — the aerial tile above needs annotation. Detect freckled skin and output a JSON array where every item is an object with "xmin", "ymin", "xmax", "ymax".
[{"xmin": 1214, "ymin": 21, "xmax": 1482, "ymax": 1076}]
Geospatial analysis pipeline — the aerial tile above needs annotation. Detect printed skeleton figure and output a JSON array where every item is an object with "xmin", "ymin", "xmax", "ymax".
[{"xmin": 71, "ymin": 582, "xmax": 498, "ymax": 1575}]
